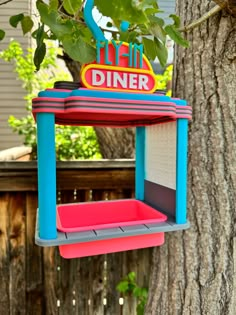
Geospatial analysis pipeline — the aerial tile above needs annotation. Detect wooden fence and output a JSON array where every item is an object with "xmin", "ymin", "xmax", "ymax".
[{"xmin": 0, "ymin": 160, "xmax": 153, "ymax": 315}]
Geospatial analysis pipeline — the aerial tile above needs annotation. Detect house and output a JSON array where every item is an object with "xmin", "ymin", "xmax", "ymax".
[
  {"xmin": 158, "ymin": 0, "xmax": 176, "ymax": 24},
  {"xmin": 0, "ymin": 1, "xmax": 33, "ymax": 150}
]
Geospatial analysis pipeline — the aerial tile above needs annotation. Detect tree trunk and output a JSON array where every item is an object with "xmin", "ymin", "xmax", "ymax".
[
  {"xmin": 61, "ymin": 52, "xmax": 81, "ymax": 82},
  {"xmin": 94, "ymin": 127, "xmax": 135, "ymax": 158},
  {"xmin": 145, "ymin": 1, "xmax": 236, "ymax": 314}
]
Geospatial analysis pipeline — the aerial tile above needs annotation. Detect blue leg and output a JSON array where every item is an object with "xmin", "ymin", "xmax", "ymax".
[
  {"xmin": 176, "ymin": 119, "xmax": 188, "ymax": 224},
  {"xmin": 37, "ymin": 113, "xmax": 57, "ymax": 239},
  {"xmin": 135, "ymin": 127, "xmax": 145, "ymax": 200}
]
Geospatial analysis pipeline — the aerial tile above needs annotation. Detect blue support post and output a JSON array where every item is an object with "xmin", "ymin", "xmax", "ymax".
[
  {"xmin": 135, "ymin": 127, "xmax": 145, "ymax": 200},
  {"xmin": 36, "ymin": 113, "xmax": 57, "ymax": 239},
  {"xmin": 176, "ymin": 118, "xmax": 188, "ymax": 224}
]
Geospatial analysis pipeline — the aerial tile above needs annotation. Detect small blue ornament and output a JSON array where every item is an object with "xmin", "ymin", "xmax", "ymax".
[{"xmin": 120, "ymin": 21, "xmax": 130, "ymax": 32}]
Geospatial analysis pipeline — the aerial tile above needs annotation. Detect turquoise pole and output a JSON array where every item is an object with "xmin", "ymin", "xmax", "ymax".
[
  {"xmin": 135, "ymin": 127, "xmax": 145, "ymax": 200},
  {"xmin": 37, "ymin": 113, "xmax": 57, "ymax": 239},
  {"xmin": 176, "ymin": 118, "xmax": 188, "ymax": 224}
]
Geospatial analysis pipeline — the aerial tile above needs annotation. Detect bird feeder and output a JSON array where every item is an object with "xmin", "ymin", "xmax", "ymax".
[{"xmin": 33, "ymin": 0, "xmax": 192, "ymax": 258}]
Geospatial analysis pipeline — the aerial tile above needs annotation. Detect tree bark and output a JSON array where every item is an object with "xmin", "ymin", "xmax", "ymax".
[
  {"xmin": 60, "ymin": 52, "xmax": 81, "ymax": 82},
  {"xmin": 145, "ymin": 1, "xmax": 236, "ymax": 314},
  {"xmin": 94, "ymin": 127, "xmax": 135, "ymax": 159}
]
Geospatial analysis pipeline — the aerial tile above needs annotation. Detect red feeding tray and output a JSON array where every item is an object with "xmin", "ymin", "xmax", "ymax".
[
  {"xmin": 56, "ymin": 199, "xmax": 167, "ymax": 258},
  {"xmin": 57, "ymin": 199, "xmax": 167, "ymax": 232},
  {"xmin": 59, "ymin": 233, "xmax": 165, "ymax": 259}
]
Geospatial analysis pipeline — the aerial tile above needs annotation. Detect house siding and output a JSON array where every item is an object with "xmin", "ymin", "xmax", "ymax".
[
  {"xmin": 158, "ymin": 0, "xmax": 176, "ymax": 24},
  {"xmin": 0, "ymin": 0, "xmax": 31, "ymax": 150}
]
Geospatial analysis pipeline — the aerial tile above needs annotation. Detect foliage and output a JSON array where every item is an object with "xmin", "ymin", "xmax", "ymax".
[
  {"xmin": 116, "ymin": 272, "xmax": 148, "ymax": 315},
  {"xmin": 0, "ymin": 40, "xmax": 62, "ymax": 105},
  {"xmin": 156, "ymin": 64, "xmax": 173, "ymax": 96},
  {"xmin": 0, "ymin": 0, "xmax": 188, "ymax": 70},
  {"xmin": 8, "ymin": 115, "xmax": 38, "ymax": 159},
  {"xmin": 0, "ymin": 40, "xmax": 101, "ymax": 160},
  {"xmin": 54, "ymin": 125, "xmax": 101, "ymax": 160}
]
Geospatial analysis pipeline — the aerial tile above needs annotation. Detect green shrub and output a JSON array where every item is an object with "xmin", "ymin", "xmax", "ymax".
[
  {"xmin": 156, "ymin": 64, "xmax": 173, "ymax": 96},
  {"xmin": 55, "ymin": 125, "xmax": 101, "ymax": 160},
  {"xmin": 117, "ymin": 272, "xmax": 148, "ymax": 315},
  {"xmin": 0, "ymin": 40, "xmax": 101, "ymax": 160}
]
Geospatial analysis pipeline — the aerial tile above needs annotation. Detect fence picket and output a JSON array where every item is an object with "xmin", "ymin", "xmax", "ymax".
[
  {"xmin": 43, "ymin": 247, "xmax": 59, "ymax": 315},
  {"xmin": 26, "ymin": 192, "xmax": 44, "ymax": 315},
  {"xmin": 0, "ymin": 193, "xmax": 10, "ymax": 314},
  {"xmin": 9, "ymin": 192, "xmax": 26, "ymax": 315}
]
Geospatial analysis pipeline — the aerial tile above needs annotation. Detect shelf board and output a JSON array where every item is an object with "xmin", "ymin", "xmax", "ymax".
[{"xmin": 35, "ymin": 210, "xmax": 190, "ymax": 247}]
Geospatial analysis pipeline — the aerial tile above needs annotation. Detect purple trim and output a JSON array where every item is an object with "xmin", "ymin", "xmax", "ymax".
[{"xmin": 144, "ymin": 180, "xmax": 176, "ymax": 219}]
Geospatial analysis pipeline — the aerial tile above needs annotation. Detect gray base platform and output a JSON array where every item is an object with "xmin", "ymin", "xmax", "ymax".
[{"xmin": 35, "ymin": 211, "xmax": 190, "ymax": 247}]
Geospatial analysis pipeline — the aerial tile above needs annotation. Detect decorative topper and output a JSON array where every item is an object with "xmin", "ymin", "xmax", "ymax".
[{"xmin": 81, "ymin": 40, "xmax": 157, "ymax": 93}]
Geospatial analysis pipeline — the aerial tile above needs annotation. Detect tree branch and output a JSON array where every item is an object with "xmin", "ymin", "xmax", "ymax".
[
  {"xmin": 0, "ymin": 0, "xmax": 13, "ymax": 5},
  {"xmin": 212, "ymin": 0, "xmax": 228, "ymax": 9},
  {"xmin": 212, "ymin": 0, "xmax": 236, "ymax": 15},
  {"xmin": 179, "ymin": 4, "xmax": 225, "ymax": 32},
  {"xmin": 75, "ymin": 0, "xmax": 86, "ymax": 20},
  {"xmin": 227, "ymin": 0, "xmax": 236, "ymax": 16}
]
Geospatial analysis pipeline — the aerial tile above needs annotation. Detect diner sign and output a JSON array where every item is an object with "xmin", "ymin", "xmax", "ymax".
[{"xmin": 81, "ymin": 40, "xmax": 157, "ymax": 93}]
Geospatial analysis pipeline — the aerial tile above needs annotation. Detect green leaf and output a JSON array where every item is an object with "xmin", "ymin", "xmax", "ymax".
[
  {"xmin": 32, "ymin": 24, "xmax": 50, "ymax": 42},
  {"xmin": 127, "ymin": 31, "xmax": 140, "ymax": 43},
  {"xmin": 49, "ymin": 0, "xmax": 58, "ymax": 11},
  {"xmin": 141, "ymin": 288, "xmax": 148, "ymax": 298},
  {"xmin": 149, "ymin": 22, "xmax": 166, "ymax": 43},
  {"xmin": 62, "ymin": 36, "xmax": 96, "ymax": 64},
  {"xmin": 137, "ymin": 300, "xmax": 146, "ymax": 315},
  {"xmin": 154, "ymin": 37, "xmax": 168, "ymax": 67},
  {"xmin": 120, "ymin": 30, "xmax": 139, "ymax": 43},
  {"xmin": 145, "ymin": 8, "xmax": 159, "ymax": 15},
  {"xmin": 143, "ymin": 37, "xmax": 156, "ymax": 60},
  {"xmin": 79, "ymin": 26, "xmax": 94, "ymax": 45},
  {"xmin": 95, "ymin": 0, "xmax": 148, "ymax": 24},
  {"xmin": 0, "ymin": 29, "xmax": 5, "ymax": 41},
  {"xmin": 32, "ymin": 28, "xmax": 57, "ymax": 41},
  {"xmin": 138, "ymin": 24, "xmax": 149, "ymax": 34},
  {"xmin": 21, "ymin": 16, "xmax": 34, "ymax": 35},
  {"xmin": 143, "ymin": 36, "xmax": 168, "ymax": 66},
  {"xmin": 36, "ymin": 23, "xmax": 45, "ymax": 45},
  {"xmin": 127, "ymin": 272, "xmax": 136, "ymax": 282},
  {"xmin": 9, "ymin": 13, "xmax": 24, "ymax": 28},
  {"xmin": 169, "ymin": 14, "xmax": 181, "ymax": 28},
  {"xmin": 148, "ymin": 15, "xmax": 165, "ymax": 27},
  {"xmin": 116, "ymin": 280, "xmax": 129, "ymax": 293},
  {"xmin": 63, "ymin": 0, "xmax": 82, "ymax": 15},
  {"xmin": 37, "ymin": 1, "xmax": 74, "ymax": 39},
  {"xmin": 134, "ymin": 287, "xmax": 148, "ymax": 299},
  {"xmin": 164, "ymin": 25, "xmax": 189, "ymax": 47},
  {"xmin": 133, "ymin": 287, "xmax": 142, "ymax": 297},
  {"xmin": 34, "ymin": 42, "xmax": 46, "ymax": 71}
]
